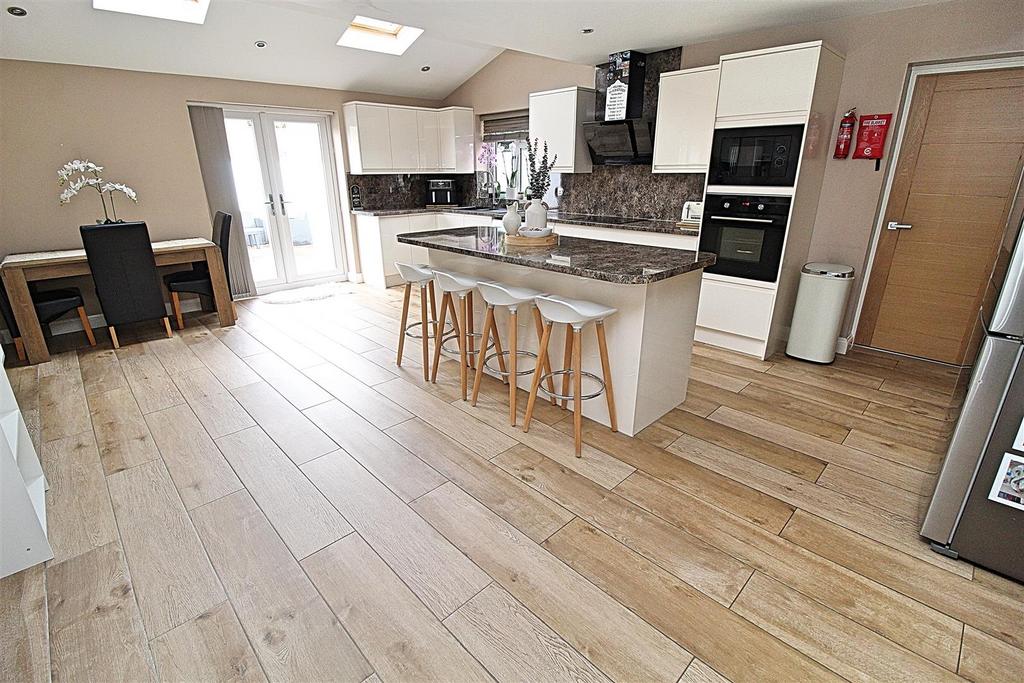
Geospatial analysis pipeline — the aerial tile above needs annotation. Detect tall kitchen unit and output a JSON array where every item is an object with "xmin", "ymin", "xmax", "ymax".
[
  {"xmin": 694, "ymin": 42, "xmax": 845, "ymax": 360},
  {"xmin": 921, "ymin": 185, "xmax": 1024, "ymax": 581}
]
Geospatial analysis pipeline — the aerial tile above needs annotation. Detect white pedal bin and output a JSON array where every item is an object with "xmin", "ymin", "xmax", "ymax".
[{"xmin": 786, "ymin": 262, "xmax": 855, "ymax": 364}]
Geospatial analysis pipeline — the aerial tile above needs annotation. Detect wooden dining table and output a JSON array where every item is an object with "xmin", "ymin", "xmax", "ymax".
[{"xmin": 1, "ymin": 238, "xmax": 235, "ymax": 365}]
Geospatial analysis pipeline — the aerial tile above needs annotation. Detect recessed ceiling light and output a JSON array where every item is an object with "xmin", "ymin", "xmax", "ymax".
[
  {"xmin": 420, "ymin": 65, "xmax": 431, "ymax": 72},
  {"xmin": 580, "ymin": 27, "xmax": 594, "ymax": 34},
  {"xmin": 6, "ymin": 6, "xmax": 27, "ymax": 16},
  {"xmin": 254, "ymin": 40, "xmax": 268, "ymax": 49},
  {"xmin": 337, "ymin": 15, "xmax": 423, "ymax": 56},
  {"xmin": 92, "ymin": 0, "xmax": 211, "ymax": 25}
]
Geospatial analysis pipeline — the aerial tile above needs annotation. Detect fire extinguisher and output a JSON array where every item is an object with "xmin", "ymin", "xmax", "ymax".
[{"xmin": 833, "ymin": 108, "xmax": 857, "ymax": 159}]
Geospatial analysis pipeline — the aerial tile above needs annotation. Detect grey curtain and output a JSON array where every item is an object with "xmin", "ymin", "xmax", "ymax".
[{"xmin": 187, "ymin": 105, "xmax": 256, "ymax": 298}]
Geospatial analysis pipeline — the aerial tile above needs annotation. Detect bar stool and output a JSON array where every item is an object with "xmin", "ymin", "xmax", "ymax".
[
  {"xmin": 470, "ymin": 281, "xmax": 558, "ymax": 425},
  {"xmin": 524, "ymin": 294, "xmax": 618, "ymax": 457},
  {"xmin": 430, "ymin": 270, "xmax": 506, "ymax": 400},
  {"xmin": 394, "ymin": 262, "xmax": 445, "ymax": 381}
]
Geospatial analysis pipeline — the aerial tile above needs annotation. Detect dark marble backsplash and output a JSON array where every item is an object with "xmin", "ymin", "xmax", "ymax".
[
  {"xmin": 345, "ymin": 173, "xmax": 477, "ymax": 211},
  {"xmin": 556, "ymin": 166, "xmax": 704, "ymax": 221}
]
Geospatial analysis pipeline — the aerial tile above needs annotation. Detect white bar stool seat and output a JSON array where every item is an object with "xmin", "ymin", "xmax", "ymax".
[
  {"xmin": 431, "ymin": 269, "xmax": 504, "ymax": 400},
  {"xmin": 394, "ymin": 262, "xmax": 448, "ymax": 381},
  {"xmin": 470, "ymin": 281, "xmax": 558, "ymax": 425},
  {"xmin": 525, "ymin": 294, "xmax": 619, "ymax": 456}
]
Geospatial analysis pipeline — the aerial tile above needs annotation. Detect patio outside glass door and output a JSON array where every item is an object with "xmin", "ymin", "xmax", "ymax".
[{"xmin": 224, "ymin": 110, "xmax": 345, "ymax": 289}]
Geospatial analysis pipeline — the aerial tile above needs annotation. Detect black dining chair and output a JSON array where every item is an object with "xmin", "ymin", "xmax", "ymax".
[
  {"xmin": 163, "ymin": 211, "xmax": 233, "ymax": 329},
  {"xmin": 80, "ymin": 221, "xmax": 172, "ymax": 348},
  {"xmin": 0, "ymin": 282, "xmax": 97, "ymax": 361}
]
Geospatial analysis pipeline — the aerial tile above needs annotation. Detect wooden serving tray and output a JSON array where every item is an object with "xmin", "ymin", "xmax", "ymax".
[{"xmin": 505, "ymin": 232, "xmax": 559, "ymax": 248}]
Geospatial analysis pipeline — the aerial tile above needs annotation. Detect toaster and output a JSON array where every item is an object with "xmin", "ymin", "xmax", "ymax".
[{"xmin": 681, "ymin": 201, "xmax": 704, "ymax": 222}]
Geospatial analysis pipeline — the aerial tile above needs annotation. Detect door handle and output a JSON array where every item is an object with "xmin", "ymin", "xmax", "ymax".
[
  {"xmin": 279, "ymin": 194, "xmax": 288, "ymax": 216},
  {"xmin": 265, "ymin": 193, "xmax": 276, "ymax": 216},
  {"xmin": 887, "ymin": 221, "xmax": 912, "ymax": 230}
]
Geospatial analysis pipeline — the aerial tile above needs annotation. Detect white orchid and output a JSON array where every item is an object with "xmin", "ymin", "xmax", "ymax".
[{"xmin": 56, "ymin": 159, "xmax": 138, "ymax": 222}]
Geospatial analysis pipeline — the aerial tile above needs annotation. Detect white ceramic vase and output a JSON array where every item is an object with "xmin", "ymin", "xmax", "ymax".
[
  {"xmin": 502, "ymin": 201, "xmax": 522, "ymax": 235},
  {"xmin": 525, "ymin": 199, "xmax": 548, "ymax": 230}
]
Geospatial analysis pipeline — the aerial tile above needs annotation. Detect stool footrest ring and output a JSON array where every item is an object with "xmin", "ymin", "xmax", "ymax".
[
  {"xmin": 440, "ymin": 331, "xmax": 494, "ymax": 358},
  {"xmin": 482, "ymin": 350, "xmax": 538, "ymax": 377},
  {"xmin": 404, "ymin": 320, "xmax": 453, "ymax": 340},
  {"xmin": 537, "ymin": 369, "xmax": 606, "ymax": 402}
]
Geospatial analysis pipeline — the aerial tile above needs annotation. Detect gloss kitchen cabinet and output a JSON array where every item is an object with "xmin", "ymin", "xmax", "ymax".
[
  {"xmin": 344, "ymin": 102, "xmax": 475, "ymax": 174},
  {"xmin": 652, "ymin": 65, "xmax": 719, "ymax": 173},
  {"xmin": 528, "ymin": 86, "xmax": 595, "ymax": 174}
]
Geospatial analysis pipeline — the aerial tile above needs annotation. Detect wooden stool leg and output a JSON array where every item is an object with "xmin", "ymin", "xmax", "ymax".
[
  {"xmin": 108, "ymin": 326, "xmax": 120, "ymax": 349},
  {"xmin": 430, "ymin": 291, "xmax": 452, "ymax": 382},
  {"xmin": 163, "ymin": 317, "xmax": 173, "ymax": 338},
  {"xmin": 595, "ymin": 321, "xmax": 617, "ymax": 433},
  {"xmin": 572, "ymin": 326, "xmax": 583, "ymax": 457},
  {"xmin": 13, "ymin": 337, "xmax": 26, "ymax": 362},
  {"xmin": 471, "ymin": 306, "xmax": 495, "ymax": 406},
  {"xmin": 508, "ymin": 309, "xmax": 518, "ymax": 425},
  {"xmin": 490, "ymin": 313, "xmax": 508, "ymax": 381},
  {"xmin": 523, "ymin": 321, "xmax": 553, "ymax": 432},
  {"xmin": 419, "ymin": 285, "xmax": 430, "ymax": 381},
  {"xmin": 428, "ymin": 281, "xmax": 438, "ymax": 324},
  {"xmin": 76, "ymin": 307, "xmax": 97, "ymax": 346},
  {"xmin": 457, "ymin": 295, "xmax": 469, "ymax": 400},
  {"xmin": 396, "ymin": 283, "xmax": 412, "ymax": 367},
  {"xmin": 170, "ymin": 291, "xmax": 185, "ymax": 330},
  {"xmin": 466, "ymin": 291, "xmax": 476, "ymax": 370},
  {"xmin": 532, "ymin": 306, "xmax": 557, "ymax": 405},
  {"xmin": 559, "ymin": 325, "xmax": 573, "ymax": 409}
]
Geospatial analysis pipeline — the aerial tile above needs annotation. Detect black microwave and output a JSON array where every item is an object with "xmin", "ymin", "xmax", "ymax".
[{"xmin": 709, "ymin": 124, "xmax": 803, "ymax": 187}]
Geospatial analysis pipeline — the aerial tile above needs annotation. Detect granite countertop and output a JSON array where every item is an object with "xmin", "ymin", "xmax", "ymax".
[
  {"xmin": 397, "ymin": 227, "xmax": 716, "ymax": 285},
  {"xmin": 353, "ymin": 206, "xmax": 700, "ymax": 237}
]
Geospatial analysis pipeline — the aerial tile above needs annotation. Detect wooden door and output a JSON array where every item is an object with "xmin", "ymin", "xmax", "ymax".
[{"xmin": 859, "ymin": 68, "xmax": 1024, "ymax": 364}]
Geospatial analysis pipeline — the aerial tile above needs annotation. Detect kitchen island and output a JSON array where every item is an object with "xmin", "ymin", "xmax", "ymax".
[{"xmin": 398, "ymin": 226, "xmax": 716, "ymax": 435}]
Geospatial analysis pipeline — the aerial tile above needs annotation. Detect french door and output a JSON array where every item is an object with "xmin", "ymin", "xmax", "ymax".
[{"xmin": 224, "ymin": 110, "xmax": 346, "ymax": 290}]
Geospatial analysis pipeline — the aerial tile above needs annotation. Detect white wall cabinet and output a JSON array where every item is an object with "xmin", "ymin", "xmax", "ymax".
[
  {"xmin": 716, "ymin": 42, "xmax": 822, "ymax": 124},
  {"xmin": 344, "ymin": 103, "xmax": 475, "ymax": 175},
  {"xmin": 528, "ymin": 86, "xmax": 595, "ymax": 174},
  {"xmin": 652, "ymin": 65, "xmax": 719, "ymax": 173}
]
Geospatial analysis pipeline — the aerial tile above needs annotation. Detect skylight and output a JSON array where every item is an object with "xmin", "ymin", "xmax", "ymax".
[
  {"xmin": 92, "ymin": 0, "xmax": 211, "ymax": 25},
  {"xmin": 337, "ymin": 15, "xmax": 423, "ymax": 56}
]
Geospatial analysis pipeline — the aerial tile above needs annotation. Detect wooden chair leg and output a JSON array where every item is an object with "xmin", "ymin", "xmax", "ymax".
[
  {"xmin": 509, "ymin": 309, "xmax": 518, "ymax": 425},
  {"xmin": 13, "ymin": 337, "xmax": 26, "ymax": 362},
  {"xmin": 231, "ymin": 302, "xmax": 238, "ymax": 319},
  {"xmin": 76, "ymin": 306, "xmax": 97, "ymax": 346},
  {"xmin": 471, "ymin": 306, "xmax": 495, "ymax": 406},
  {"xmin": 430, "ymin": 291, "xmax": 452, "ymax": 383},
  {"xmin": 108, "ymin": 326, "xmax": 120, "ymax": 349},
  {"xmin": 466, "ymin": 291, "xmax": 475, "ymax": 370},
  {"xmin": 396, "ymin": 283, "xmax": 412, "ymax": 367},
  {"xmin": 163, "ymin": 317, "xmax": 173, "ymax": 338},
  {"xmin": 572, "ymin": 326, "xmax": 583, "ymax": 457},
  {"xmin": 531, "ymin": 306, "xmax": 557, "ymax": 405},
  {"xmin": 170, "ymin": 291, "xmax": 185, "ymax": 330},
  {"xmin": 560, "ymin": 325, "xmax": 573, "ymax": 409},
  {"xmin": 457, "ymin": 295, "xmax": 470, "ymax": 400},
  {"xmin": 595, "ymin": 320, "xmax": 617, "ymax": 433},
  {"xmin": 523, "ymin": 321, "xmax": 553, "ymax": 432},
  {"xmin": 419, "ymin": 285, "xmax": 430, "ymax": 381}
]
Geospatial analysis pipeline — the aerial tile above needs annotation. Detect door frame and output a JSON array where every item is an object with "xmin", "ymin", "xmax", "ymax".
[
  {"xmin": 850, "ymin": 54, "xmax": 1024, "ymax": 356},
  {"xmin": 206, "ymin": 102, "xmax": 351, "ymax": 293}
]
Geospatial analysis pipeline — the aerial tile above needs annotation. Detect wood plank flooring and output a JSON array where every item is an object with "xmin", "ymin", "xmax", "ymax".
[{"xmin": 3, "ymin": 282, "xmax": 1020, "ymax": 683}]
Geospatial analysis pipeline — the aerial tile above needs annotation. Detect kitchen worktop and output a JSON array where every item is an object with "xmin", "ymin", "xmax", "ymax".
[
  {"xmin": 397, "ymin": 226, "xmax": 715, "ymax": 285},
  {"xmin": 353, "ymin": 206, "xmax": 699, "ymax": 236}
]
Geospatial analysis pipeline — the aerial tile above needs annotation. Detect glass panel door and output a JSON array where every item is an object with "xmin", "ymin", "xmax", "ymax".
[{"xmin": 224, "ymin": 109, "xmax": 345, "ymax": 290}]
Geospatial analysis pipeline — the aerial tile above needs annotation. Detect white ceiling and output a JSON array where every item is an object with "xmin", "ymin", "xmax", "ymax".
[{"xmin": 0, "ymin": 0, "xmax": 945, "ymax": 99}]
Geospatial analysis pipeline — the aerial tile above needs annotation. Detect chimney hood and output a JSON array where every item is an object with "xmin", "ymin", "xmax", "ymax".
[{"xmin": 585, "ymin": 49, "xmax": 652, "ymax": 165}]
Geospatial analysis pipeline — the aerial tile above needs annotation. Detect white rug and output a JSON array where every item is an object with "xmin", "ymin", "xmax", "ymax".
[{"xmin": 262, "ymin": 282, "xmax": 353, "ymax": 304}]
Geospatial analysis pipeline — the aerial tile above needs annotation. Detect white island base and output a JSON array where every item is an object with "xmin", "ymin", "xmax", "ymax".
[{"xmin": 427, "ymin": 251, "xmax": 703, "ymax": 436}]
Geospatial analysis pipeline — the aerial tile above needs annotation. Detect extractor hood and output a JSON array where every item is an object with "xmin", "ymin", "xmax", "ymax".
[{"xmin": 584, "ymin": 50, "xmax": 653, "ymax": 165}]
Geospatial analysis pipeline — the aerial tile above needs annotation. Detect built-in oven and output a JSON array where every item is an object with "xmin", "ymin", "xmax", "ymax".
[
  {"xmin": 699, "ymin": 194, "xmax": 791, "ymax": 282},
  {"xmin": 708, "ymin": 124, "xmax": 803, "ymax": 187}
]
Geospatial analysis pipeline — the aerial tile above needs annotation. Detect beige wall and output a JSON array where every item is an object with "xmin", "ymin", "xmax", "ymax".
[
  {"xmin": 0, "ymin": 59, "xmax": 438, "ymax": 257},
  {"xmin": 681, "ymin": 0, "xmax": 1024, "ymax": 338},
  {"xmin": 442, "ymin": 49, "xmax": 595, "ymax": 114}
]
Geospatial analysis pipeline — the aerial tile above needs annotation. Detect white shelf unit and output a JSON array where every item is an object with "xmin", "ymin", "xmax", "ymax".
[
  {"xmin": 344, "ymin": 103, "xmax": 475, "ymax": 175},
  {"xmin": 1, "ymin": 346, "xmax": 52, "ymax": 578}
]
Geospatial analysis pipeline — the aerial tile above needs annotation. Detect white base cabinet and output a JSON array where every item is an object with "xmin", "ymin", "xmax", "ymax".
[
  {"xmin": 1, "ymin": 346, "xmax": 52, "ymax": 578},
  {"xmin": 345, "ymin": 103, "xmax": 475, "ymax": 175},
  {"xmin": 652, "ymin": 65, "xmax": 719, "ymax": 173},
  {"xmin": 696, "ymin": 275, "xmax": 777, "ymax": 359}
]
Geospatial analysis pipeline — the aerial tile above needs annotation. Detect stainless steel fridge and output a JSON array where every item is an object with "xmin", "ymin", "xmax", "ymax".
[{"xmin": 921, "ymin": 183, "xmax": 1024, "ymax": 582}]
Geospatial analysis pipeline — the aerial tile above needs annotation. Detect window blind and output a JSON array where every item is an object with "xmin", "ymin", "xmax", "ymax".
[{"xmin": 481, "ymin": 111, "xmax": 529, "ymax": 141}]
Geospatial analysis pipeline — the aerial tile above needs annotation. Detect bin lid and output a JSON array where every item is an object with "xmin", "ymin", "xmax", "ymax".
[{"xmin": 802, "ymin": 262, "xmax": 855, "ymax": 279}]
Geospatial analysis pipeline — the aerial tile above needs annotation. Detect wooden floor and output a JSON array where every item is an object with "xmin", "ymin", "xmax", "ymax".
[{"xmin": 2, "ymin": 282, "xmax": 1022, "ymax": 683}]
